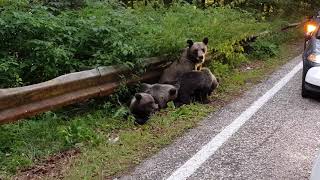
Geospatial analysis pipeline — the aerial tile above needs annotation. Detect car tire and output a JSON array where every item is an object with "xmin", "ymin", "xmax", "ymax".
[
  {"xmin": 301, "ymin": 65, "xmax": 310, "ymax": 98},
  {"xmin": 302, "ymin": 79, "xmax": 310, "ymax": 98}
]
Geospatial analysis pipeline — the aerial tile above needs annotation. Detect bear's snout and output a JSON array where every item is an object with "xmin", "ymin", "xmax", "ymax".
[
  {"xmin": 198, "ymin": 55, "xmax": 204, "ymax": 60},
  {"xmin": 197, "ymin": 55, "xmax": 205, "ymax": 63}
]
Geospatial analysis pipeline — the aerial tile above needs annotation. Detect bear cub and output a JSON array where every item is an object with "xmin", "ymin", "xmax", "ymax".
[
  {"xmin": 174, "ymin": 67, "xmax": 218, "ymax": 107},
  {"xmin": 129, "ymin": 93, "xmax": 159, "ymax": 125},
  {"xmin": 141, "ymin": 83, "xmax": 179, "ymax": 109},
  {"xmin": 159, "ymin": 37, "xmax": 209, "ymax": 84}
]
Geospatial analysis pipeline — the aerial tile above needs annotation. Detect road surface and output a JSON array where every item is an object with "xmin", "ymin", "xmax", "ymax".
[{"xmin": 120, "ymin": 55, "xmax": 320, "ymax": 180}]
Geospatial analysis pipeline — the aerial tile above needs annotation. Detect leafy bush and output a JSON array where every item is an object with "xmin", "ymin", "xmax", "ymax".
[
  {"xmin": 210, "ymin": 0, "xmax": 320, "ymax": 17},
  {"xmin": 209, "ymin": 61, "xmax": 232, "ymax": 80},
  {"xmin": 58, "ymin": 119, "xmax": 102, "ymax": 146},
  {"xmin": 247, "ymin": 27, "xmax": 301, "ymax": 60},
  {"xmin": 43, "ymin": 0, "xmax": 87, "ymax": 9},
  {"xmin": 250, "ymin": 40, "xmax": 279, "ymax": 59},
  {"xmin": 0, "ymin": 1, "xmax": 269, "ymax": 87},
  {"xmin": 0, "ymin": 57, "xmax": 22, "ymax": 87}
]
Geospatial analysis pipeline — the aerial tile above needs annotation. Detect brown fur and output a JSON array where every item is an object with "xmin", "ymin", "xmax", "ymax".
[
  {"xmin": 159, "ymin": 37, "xmax": 209, "ymax": 84},
  {"xmin": 142, "ymin": 83, "xmax": 178, "ymax": 109},
  {"xmin": 129, "ymin": 93, "xmax": 159, "ymax": 125},
  {"xmin": 174, "ymin": 67, "xmax": 218, "ymax": 107}
]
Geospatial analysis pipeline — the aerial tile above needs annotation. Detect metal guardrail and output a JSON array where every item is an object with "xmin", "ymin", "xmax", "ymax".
[{"xmin": 0, "ymin": 56, "xmax": 173, "ymax": 124}]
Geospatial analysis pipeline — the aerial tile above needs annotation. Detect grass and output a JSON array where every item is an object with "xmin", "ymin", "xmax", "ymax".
[
  {"xmin": 64, "ymin": 103, "xmax": 214, "ymax": 179},
  {"xmin": 0, "ymin": 27, "xmax": 303, "ymax": 179}
]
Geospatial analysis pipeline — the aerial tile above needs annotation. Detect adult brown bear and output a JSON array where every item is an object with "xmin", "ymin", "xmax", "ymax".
[{"xmin": 159, "ymin": 37, "xmax": 209, "ymax": 84}]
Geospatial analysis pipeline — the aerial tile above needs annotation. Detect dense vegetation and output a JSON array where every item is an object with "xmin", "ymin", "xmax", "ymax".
[
  {"xmin": 209, "ymin": 0, "xmax": 320, "ymax": 13},
  {"xmin": 2, "ymin": 0, "xmax": 314, "ymax": 88}
]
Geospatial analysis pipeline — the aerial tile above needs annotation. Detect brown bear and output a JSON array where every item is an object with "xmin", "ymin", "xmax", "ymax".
[
  {"xmin": 159, "ymin": 37, "xmax": 209, "ymax": 84},
  {"xmin": 174, "ymin": 67, "xmax": 218, "ymax": 107},
  {"xmin": 129, "ymin": 93, "xmax": 159, "ymax": 125},
  {"xmin": 141, "ymin": 83, "xmax": 179, "ymax": 109}
]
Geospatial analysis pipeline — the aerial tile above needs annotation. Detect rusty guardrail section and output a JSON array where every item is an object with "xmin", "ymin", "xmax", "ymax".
[{"xmin": 0, "ymin": 56, "xmax": 173, "ymax": 124}]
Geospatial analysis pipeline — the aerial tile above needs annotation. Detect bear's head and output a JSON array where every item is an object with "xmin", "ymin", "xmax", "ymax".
[
  {"xmin": 186, "ymin": 37, "xmax": 209, "ymax": 64},
  {"xmin": 142, "ymin": 83, "xmax": 179, "ymax": 109},
  {"xmin": 129, "ymin": 93, "xmax": 159, "ymax": 125}
]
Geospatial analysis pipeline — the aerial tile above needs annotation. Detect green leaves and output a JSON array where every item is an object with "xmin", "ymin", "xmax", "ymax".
[
  {"xmin": 58, "ymin": 120, "xmax": 102, "ymax": 147},
  {"xmin": 0, "ymin": 1, "xmax": 268, "ymax": 88},
  {"xmin": 250, "ymin": 40, "xmax": 279, "ymax": 59},
  {"xmin": 0, "ymin": 57, "xmax": 22, "ymax": 88},
  {"xmin": 220, "ymin": 0, "xmax": 320, "ymax": 17}
]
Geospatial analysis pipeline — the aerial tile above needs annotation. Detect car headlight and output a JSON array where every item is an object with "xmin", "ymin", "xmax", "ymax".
[
  {"xmin": 307, "ymin": 54, "xmax": 320, "ymax": 63},
  {"xmin": 306, "ymin": 24, "xmax": 317, "ymax": 34},
  {"xmin": 304, "ymin": 21, "xmax": 318, "ymax": 35}
]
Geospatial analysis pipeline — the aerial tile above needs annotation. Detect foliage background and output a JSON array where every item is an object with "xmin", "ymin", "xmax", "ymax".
[{"xmin": 2, "ymin": 0, "xmax": 316, "ymax": 87}]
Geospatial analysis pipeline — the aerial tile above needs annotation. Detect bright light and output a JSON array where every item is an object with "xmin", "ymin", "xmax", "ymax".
[{"xmin": 306, "ymin": 24, "xmax": 317, "ymax": 34}]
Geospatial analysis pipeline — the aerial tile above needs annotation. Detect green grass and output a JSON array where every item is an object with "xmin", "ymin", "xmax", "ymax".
[
  {"xmin": 63, "ymin": 103, "xmax": 214, "ymax": 179},
  {"xmin": 0, "ymin": 102, "xmax": 214, "ymax": 179}
]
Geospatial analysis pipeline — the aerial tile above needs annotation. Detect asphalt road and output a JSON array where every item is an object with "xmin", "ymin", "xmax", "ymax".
[{"xmin": 120, "ymin": 55, "xmax": 320, "ymax": 180}]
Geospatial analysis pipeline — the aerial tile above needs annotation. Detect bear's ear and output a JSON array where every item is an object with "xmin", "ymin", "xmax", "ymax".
[
  {"xmin": 169, "ymin": 88, "xmax": 177, "ymax": 96},
  {"xmin": 141, "ymin": 83, "xmax": 151, "ymax": 92},
  {"xmin": 187, "ymin": 39, "xmax": 194, "ymax": 48},
  {"xmin": 203, "ymin": 37, "xmax": 209, "ymax": 45},
  {"xmin": 135, "ymin": 93, "xmax": 142, "ymax": 101}
]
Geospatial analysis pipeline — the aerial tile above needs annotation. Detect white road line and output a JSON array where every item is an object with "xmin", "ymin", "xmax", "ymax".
[{"xmin": 167, "ymin": 60, "xmax": 303, "ymax": 180}]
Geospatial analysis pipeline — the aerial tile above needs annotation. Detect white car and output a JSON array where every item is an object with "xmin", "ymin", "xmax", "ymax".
[{"xmin": 302, "ymin": 15, "xmax": 320, "ymax": 97}]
